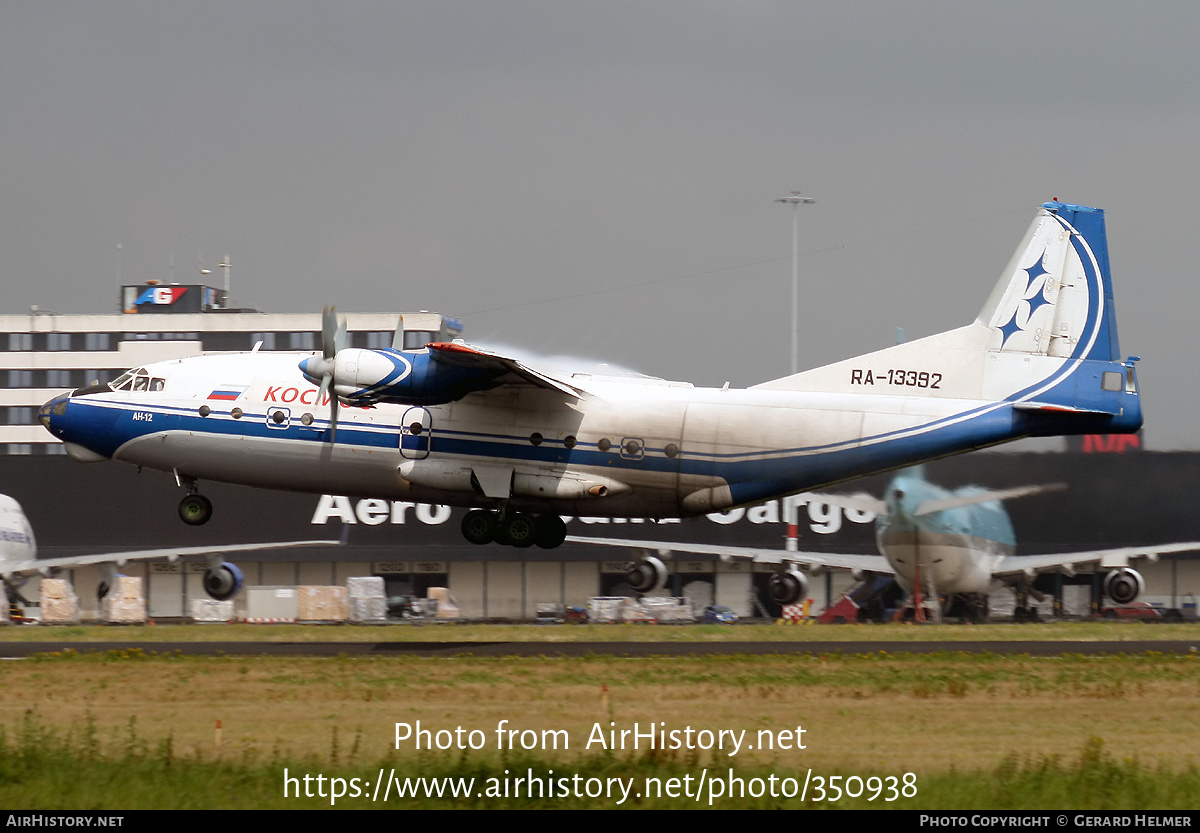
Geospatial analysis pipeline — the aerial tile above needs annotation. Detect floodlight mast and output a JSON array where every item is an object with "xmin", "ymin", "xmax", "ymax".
[{"xmin": 774, "ymin": 190, "xmax": 815, "ymax": 375}]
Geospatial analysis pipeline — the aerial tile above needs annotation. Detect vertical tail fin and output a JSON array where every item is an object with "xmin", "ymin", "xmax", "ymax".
[
  {"xmin": 755, "ymin": 200, "xmax": 1141, "ymax": 433},
  {"xmin": 978, "ymin": 201, "xmax": 1119, "ymax": 362}
]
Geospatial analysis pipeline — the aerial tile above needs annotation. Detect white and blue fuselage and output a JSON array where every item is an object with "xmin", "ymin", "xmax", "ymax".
[{"xmin": 41, "ymin": 203, "xmax": 1143, "ymax": 532}]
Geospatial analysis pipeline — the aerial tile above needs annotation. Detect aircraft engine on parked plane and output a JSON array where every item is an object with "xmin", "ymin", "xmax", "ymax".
[
  {"xmin": 202, "ymin": 562, "xmax": 245, "ymax": 602},
  {"xmin": 768, "ymin": 569, "xmax": 809, "ymax": 606},
  {"xmin": 1103, "ymin": 568, "xmax": 1144, "ymax": 605},
  {"xmin": 626, "ymin": 556, "xmax": 668, "ymax": 594}
]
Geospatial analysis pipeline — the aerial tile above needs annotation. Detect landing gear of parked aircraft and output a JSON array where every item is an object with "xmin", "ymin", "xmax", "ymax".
[
  {"xmin": 178, "ymin": 494, "xmax": 213, "ymax": 526},
  {"xmin": 460, "ymin": 510, "xmax": 567, "ymax": 549}
]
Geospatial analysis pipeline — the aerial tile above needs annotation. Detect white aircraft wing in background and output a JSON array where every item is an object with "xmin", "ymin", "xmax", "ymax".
[
  {"xmin": 565, "ymin": 535, "xmax": 890, "ymax": 572},
  {"xmin": 0, "ymin": 540, "xmax": 338, "ymax": 580}
]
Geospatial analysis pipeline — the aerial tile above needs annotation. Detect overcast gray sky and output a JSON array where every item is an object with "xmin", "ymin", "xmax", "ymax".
[{"xmin": 3, "ymin": 2, "xmax": 1198, "ymax": 447}]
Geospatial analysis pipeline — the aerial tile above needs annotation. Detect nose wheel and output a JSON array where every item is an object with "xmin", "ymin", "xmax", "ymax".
[{"xmin": 178, "ymin": 494, "xmax": 213, "ymax": 526}]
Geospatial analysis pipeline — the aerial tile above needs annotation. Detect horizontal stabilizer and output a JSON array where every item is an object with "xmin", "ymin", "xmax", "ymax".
[
  {"xmin": 1012, "ymin": 401, "xmax": 1118, "ymax": 416},
  {"xmin": 913, "ymin": 482, "xmax": 1066, "ymax": 517}
]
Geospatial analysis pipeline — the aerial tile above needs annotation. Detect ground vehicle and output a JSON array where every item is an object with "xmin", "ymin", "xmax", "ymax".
[
  {"xmin": 1099, "ymin": 602, "xmax": 1163, "ymax": 622},
  {"xmin": 702, "ymin": 605, "xmax": 738, "ymax": 624}
]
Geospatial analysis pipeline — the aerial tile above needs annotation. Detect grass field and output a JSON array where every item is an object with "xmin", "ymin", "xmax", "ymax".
[
  {"xmin": 2, "ymin": 630, "xmax": 1198, "ymax": 809},
  {"xmin": 2, "ymin": 619, "xmax": 1198, "ymax": 642}
]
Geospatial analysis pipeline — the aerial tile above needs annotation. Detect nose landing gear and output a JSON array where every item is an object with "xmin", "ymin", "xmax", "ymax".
[
  {"xmin": 178, "ymin": 494, "xmax": 213, "ymax": 525},
  {"xmin": 176, "ymin": 475, "xmax": 213, "ymax": 525}
]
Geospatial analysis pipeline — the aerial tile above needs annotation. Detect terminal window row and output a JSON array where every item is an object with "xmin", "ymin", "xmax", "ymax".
[
  {"xmin": 4, "ymin": 330, "xmax": 421, "ymax": 352},
  {"xmin": 5, "ymin": 369, "xmax": 114, "ymax": 389},
  {"xmin": 2, "ymin": 443, "xmax": 67, "ymax": 456}
]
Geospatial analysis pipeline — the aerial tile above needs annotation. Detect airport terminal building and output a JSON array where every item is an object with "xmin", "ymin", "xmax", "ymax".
[{"xmin": 3, "ymin": 282, "xmax": 1197, "ymax": 621}]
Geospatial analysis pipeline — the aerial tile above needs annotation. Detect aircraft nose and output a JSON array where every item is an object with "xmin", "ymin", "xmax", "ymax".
[
  {"xmin": 38, "ymin": 394, "xmax": 70, "ymax": 434},
  {"xmin": 39, "ymin": 391, "xmax": 112, "ymax": 462}
]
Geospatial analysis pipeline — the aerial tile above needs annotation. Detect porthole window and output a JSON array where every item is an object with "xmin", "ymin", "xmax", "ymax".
[
  {"xmin": 664, "ymin": 443, "xmax": 680, "ymax": 458},
  {"xmin": 597, "ymin": 437, "xmax": 611, "ymax": 452},
  {"xmin": 564, "ymin": 435, "xmax": 577, "ymax": 449},
  {"xmin": 231, "ymin": 408, "xmax": 243, "ymax": 419},
  {"xmin": 301, "ymin": 413, "xmax": 314, "ymax": 426},
  {"xmin": 198, "ymin": 405, "xmax": 210, "ymax": 417},
  {"xmin": 272, "ymin": 410, "xmax": 287, "ymax": 425},
  {"xmin": 529, "ymin": 432, "xmax": 543, "ymax": 446},
  {"xmin": 409, "ymin": 422, "xmax": 423, "ymax": 436},
  {"xmin": 624, "ymin": 439, "xmax": 641, "ymax": 456}
]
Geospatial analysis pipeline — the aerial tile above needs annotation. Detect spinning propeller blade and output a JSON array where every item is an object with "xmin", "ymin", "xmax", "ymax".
[
  {"xmin": 321, "ymin": 306, "xmax": 339, "ymax": 359},
  {"xmin": 317, "ymin": 305, "xmax": 346, "ymax": 443}
]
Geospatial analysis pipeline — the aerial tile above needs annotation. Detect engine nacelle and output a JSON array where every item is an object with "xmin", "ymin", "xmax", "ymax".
[
  {"xmin": 626, "ymin": 557, "xmax": 668, "ymax": 594},
  {"xmin": 768, "ymin": 569, "xmax": 809, "ymax": 606},
  {"xmin": 1103, "ymin": 568, "xmax": 1144, "ymax": 605},
  {"xmin": 301, "ymin": 349, "xmax": 505, "ymax": 407},
  {"xmin": 203, "ymin": 562, "xmax": 245, "ymax": 601}
]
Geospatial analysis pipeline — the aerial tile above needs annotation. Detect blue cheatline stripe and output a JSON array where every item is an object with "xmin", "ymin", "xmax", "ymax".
[
  {"xmin": 96, "ymin": 395, "xmax": 1002, "ymax": 467},
  {"xmin": 83, "ymin": 394, "xmax": 1020, "ymax": 487},
  {"xmin": 84, "ymin": 376, "xmax": 1092, "ymax": 475}
]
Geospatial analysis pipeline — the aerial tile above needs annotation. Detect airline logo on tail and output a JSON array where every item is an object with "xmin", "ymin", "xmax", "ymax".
[
  {"xmin": 997, "ymin": 252, "xmax": 1054, "ymax": 348},
  {"xmin": 984, "ymin": 203, "xmax": 1114, "ymax": 364}
]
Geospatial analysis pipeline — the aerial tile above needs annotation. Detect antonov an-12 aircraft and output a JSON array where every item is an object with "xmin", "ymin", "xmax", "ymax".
[
  {"xmin": 568, "ymin": 467, "xmax": 1200, "ymax": 617},
  {"xmin": 41, "ymin": 201, "xmax": 1142, "ymax": 605}
]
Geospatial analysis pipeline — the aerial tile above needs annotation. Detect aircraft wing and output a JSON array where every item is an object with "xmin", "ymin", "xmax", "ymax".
[
  {"xmin": 993, "ymin": 541, "xmax": 1200, "ymax": 578},
  {"xmin": 565, "ymin": 535, "xmax": 892, "ymax": 573},
  {"xmin": 0, "ymin": 540, "xmax": 338, "ymax": 580},
  {"xmin": 429, "ymin": 342, "xmax": 587, "ymax": 399}
]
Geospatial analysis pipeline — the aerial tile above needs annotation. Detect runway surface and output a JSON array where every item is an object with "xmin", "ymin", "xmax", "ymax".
[{"xmin": 1, "ymin": 640, "xmax": 1196, "ymax": 657}]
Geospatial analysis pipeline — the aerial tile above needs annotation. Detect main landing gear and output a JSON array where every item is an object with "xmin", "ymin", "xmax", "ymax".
[{"xmin": 461, "ymin": 509, "xmax": 567, "ymax": 549}]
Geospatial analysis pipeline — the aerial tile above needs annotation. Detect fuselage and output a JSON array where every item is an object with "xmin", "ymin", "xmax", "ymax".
[
  {"xmin": 41, "ymin": 350, "xmax": 1051, "ymax": 520},
  {"xmin": 0, "ymin": 494, "xmax": 36, "ymax": 570},
  {"xmin": 875, "ymin": 473, "xmax": 1014, "ymax": 595}
]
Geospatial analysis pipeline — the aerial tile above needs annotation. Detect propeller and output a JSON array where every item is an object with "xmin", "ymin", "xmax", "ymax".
[{"xmin": 298, "ymin": 306, "xmax": 347, "ymax": 442}]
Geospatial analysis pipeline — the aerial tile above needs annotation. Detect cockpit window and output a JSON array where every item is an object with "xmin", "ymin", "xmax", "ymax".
[{"xmin": 110, "ymin": 368, "xmax": 162, "ymax": 392}]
